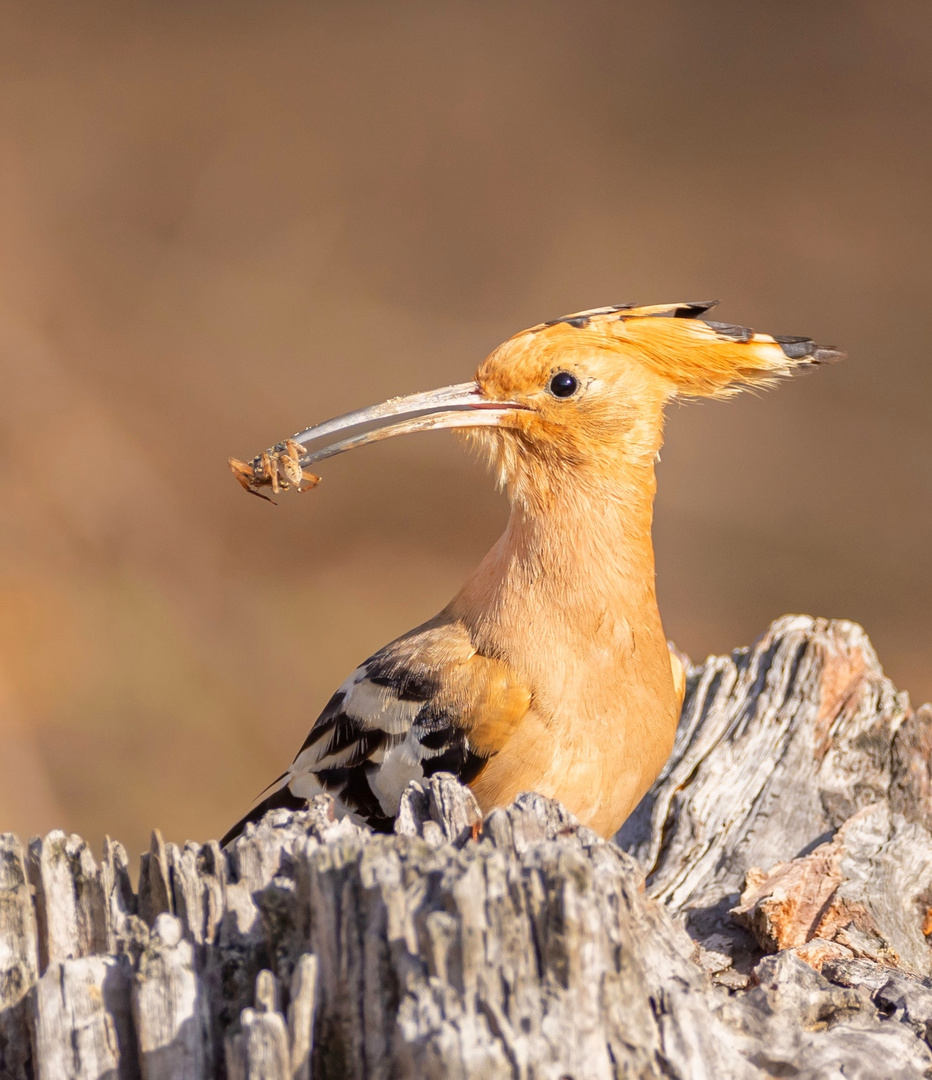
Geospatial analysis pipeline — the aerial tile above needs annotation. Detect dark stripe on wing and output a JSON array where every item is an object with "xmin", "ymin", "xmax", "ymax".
[
  {"xmin": 366, "ymin": 662, "xmax": 439, "ymax": 702},
  {"xmin": 419, "ymin": 726, "xmax": 456, "ymax": 751},
  {"xmin": 412, "ymin": 704, "xmax": 489, "ymax": 781},
  {"xmin": 294, "ymin": 691, "xmax": 346, "ymax": 756},
  {"xmin": 422, "ymin": 741, "xmax": 488, "ymax": 785},
  {"xmin": 322, "ymin": 714, "xmax": 386, "ymax": 764},
  {"xmin": 316, "ymin": 764, "xmax": 394, "ymax": 832}
]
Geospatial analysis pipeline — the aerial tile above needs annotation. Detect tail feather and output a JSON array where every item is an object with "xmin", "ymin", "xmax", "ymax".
[{"xmin": 219, "ymin": 783, "xmax": 308, "ymax": 847}]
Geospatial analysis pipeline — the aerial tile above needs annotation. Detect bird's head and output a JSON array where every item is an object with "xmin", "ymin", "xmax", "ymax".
[{"xmin": 274, "ymin": 302, "xmax": 841, "ymax": 511}]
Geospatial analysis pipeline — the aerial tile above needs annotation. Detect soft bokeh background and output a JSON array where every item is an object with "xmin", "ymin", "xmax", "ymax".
[{"xmin": 0, "ymin": 0, "xmax": 929, "ymax": 856}]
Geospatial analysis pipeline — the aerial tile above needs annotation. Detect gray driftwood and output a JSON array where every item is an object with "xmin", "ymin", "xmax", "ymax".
[{"xmin": 3, "ymin": 615, "xmax": 932, "ymax": 1078}]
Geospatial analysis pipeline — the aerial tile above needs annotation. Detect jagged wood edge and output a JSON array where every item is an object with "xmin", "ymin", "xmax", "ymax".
[{"xmin": 1, "ymin": 616, "xmax": 932, "ymax": 1079}]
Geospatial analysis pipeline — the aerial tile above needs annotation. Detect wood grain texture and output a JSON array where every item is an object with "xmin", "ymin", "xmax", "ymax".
[
  {"xmin": 0, "ymin": 835, "xmax": 37, "ymax": 1080},
  {"xmin": 3, "ymin": 615, "xmax": 932, "ymax": 1078}
]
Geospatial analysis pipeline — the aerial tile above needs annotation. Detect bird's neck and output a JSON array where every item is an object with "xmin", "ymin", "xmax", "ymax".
[
  {"xmin": 451, "ymin": 453, "xmax": 679, "ymax": 834},
  {"xmin": 452, "ymin": 457, "xmax": 664, "ymax": 663}
]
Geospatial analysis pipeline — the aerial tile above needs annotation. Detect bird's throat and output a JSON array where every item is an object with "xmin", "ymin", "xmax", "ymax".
[{"xmin": 453, "ymin": 458, "xmax": 665, "ymax": 676}]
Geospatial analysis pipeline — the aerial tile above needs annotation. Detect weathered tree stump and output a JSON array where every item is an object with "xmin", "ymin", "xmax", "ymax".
[{"xmin": 3, "ymin": 614, "xmax": 932, "ymax": 1078}]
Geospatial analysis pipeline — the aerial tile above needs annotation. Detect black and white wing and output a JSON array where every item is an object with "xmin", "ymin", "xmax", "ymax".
[{"xmin": 221, "ymin": 619, "xmax": 531, "ymax": 843}]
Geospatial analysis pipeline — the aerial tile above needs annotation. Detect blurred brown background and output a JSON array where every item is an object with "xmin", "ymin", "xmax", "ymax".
[{"xmin": 0, "ymin": 0, "xmax": 929, "ymax": 857}]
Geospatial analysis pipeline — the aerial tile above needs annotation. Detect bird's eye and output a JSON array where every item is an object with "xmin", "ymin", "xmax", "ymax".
[{"xmin": 549, "ymin": 371, "xmax": 579, "ymax": 398}]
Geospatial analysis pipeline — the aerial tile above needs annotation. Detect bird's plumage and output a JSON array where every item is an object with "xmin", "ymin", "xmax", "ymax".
[
  {"xmin": 223, "ymin": 302, "xmax": 840, "ymax": 846},
  {"xmin": 223, "ymin": 617, "xmax": 532, "ymax": 840}
]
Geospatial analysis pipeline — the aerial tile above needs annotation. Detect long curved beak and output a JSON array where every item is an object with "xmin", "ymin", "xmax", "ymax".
[
  {"xmin": 231, "ymin": 381, "xmax": 528, "ymax": 500},
  {"xmin": 285, "ymin": 381, "xmax": 525, "ymax": 468}
]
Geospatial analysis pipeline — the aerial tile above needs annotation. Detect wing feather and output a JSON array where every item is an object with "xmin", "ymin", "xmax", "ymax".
[{"xmin": 222, "ymin": 618, "xmax": 532, "ymax": 843}]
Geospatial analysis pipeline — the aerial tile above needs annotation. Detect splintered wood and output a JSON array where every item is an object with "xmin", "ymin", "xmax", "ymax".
[
  {"xmin": 5, "ymin": 616, "xmax": 932, "ymax": 1079},
  {"xmin": 229, "ymin": 438, "xmax": 320, "ymax": 503}
]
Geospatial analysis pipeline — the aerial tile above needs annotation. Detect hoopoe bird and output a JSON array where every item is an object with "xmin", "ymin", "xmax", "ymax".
[{"xmin": 223, "ymin": 301, "xmax": 841, "ymax": 844}]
